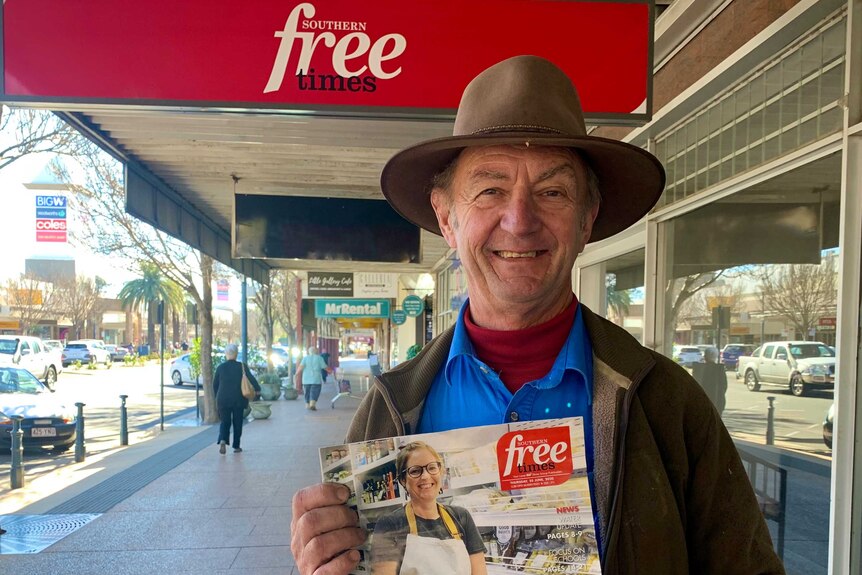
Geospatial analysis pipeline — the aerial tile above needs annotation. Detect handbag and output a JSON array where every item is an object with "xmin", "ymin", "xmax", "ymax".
[{"xmin": 240, "ymin": 364, "xmax": 256, "ymax": 400}]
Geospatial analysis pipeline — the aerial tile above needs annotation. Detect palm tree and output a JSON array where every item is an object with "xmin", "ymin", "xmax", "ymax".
[
  {"xmin": 119, "ymin": 263, "xmax": 185, "ymax": 349},
  {"xmin": 606, "ymin": 273, "xmax": 631, "ymax": 325}
]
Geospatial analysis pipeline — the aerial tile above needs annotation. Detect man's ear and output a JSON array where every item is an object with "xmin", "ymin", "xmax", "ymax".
[
  {"xmin": 430, "ymin": 189, "xmax": 457, "ymax": 249},
  {"xmin": 580, "ymin": 201, "xmax": 600, "ymax": 246}
]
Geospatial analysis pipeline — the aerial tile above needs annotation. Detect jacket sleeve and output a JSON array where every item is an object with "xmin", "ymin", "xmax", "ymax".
[
  {"xmin": 213, "ymin": 364, "xmax": 221, "ymax": 395},
  {"xmin": 684, "ymin": 390, "xmax": 786, "ymax": 574}
]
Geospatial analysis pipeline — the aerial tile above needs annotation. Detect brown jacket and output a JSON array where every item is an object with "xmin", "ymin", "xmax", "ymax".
[{"xmin": 346, "ymin": 305, "xmax": 784, "ymax": 574}]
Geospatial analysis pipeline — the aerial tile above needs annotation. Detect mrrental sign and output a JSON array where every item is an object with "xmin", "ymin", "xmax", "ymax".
[
  {"xmin": 315, "ymin": 299, "xmax": 390, "ymax": 318},
  {"xmin": 2, "ymin": 0, "xmax": 654, "ymax": 123}
]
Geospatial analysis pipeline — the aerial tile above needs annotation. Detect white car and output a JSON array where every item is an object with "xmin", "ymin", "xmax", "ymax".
[
  {"xmin": 62, "ymin": 340, "xmax": 112, "ymax": 366},
  {"xmin": 673, "ymin": 346, "xmax": 704, "ymax": 368},
  {"xmin": 168, "ymin": 353, "xmax": 199, "ymax": 386}
]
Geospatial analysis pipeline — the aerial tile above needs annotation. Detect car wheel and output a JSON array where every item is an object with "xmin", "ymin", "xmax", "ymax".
[
  {"xmin": 45, "ymin": 366, "xmax": 57, "ymax": 389},
  {"xmin": 790, "ymin": 375, "xmax": 807, "ymax": 397},
  {"xmin": 172, "ymin": 371, "xmax": 183, "ymax": 386},
  {"xmin": 745, "ymin": 370, "xmax": 760, "ymax": 392}
]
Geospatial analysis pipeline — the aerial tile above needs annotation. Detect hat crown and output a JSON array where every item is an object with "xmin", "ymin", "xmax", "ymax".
[{"xmin": 453, "ymin": 55, "xmax": 588, "ymax": 138}]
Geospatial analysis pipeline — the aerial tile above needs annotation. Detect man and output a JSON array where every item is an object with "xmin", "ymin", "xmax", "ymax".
[
  {"xmin": 297, "ymin": 346, "xmax": 330, "ymax": 410},
  {"xmin": 290, "ymin": 56, "xmax": 784, "ymax": 574}
]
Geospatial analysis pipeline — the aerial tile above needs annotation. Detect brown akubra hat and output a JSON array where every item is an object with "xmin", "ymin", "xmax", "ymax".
[{"xmin": 380, "ymin": 55, "xmax": 666, "ymax": 243}]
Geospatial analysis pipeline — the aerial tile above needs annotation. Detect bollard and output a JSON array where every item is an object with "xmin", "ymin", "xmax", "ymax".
[
  {"xmin": 10, "ymin": 415, "xmax": 24, "ymax": 489},
  {"xmin": 75, "ymin": 402, "xmax": 86, "ymax": 463},
  {"xmin": 120, "ymin": 395, "xmax": 129, "ymax": 446},
  {"xmin": 766, "ymin": 396, "xmax": 776, "ymax": 446}
]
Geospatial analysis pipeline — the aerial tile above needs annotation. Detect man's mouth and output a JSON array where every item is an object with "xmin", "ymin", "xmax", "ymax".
[{"xmin": 495, "ymin": 250, "xmax": 544, "ymax": 259}]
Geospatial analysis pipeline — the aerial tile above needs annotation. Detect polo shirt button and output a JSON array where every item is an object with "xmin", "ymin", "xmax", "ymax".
[{"xmin": 509, "ymin": 412, "xmax": 519, "ymax": 422}]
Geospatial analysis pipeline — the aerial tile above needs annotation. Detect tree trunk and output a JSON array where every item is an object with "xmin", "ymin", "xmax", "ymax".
[{"xmin": 199, "ymin": 255, "xmax": 218, "ymax": 424}]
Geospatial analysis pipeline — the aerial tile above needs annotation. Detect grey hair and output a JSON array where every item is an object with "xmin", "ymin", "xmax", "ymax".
[
  {"xmin": 225, "ymin": 344, "xmax": 239, "ymax": 360},
  {"xmin": 704, "ymin": 347, "xmax": 718, "ymax": 363}
]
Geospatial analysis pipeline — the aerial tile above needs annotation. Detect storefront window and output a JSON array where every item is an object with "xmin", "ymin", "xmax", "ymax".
[
  {"xmin": 604, "ymin": 249, "xmax": 645, "ymax": 344},
  {"xmin": 659, "ymin": 153, "xmax": 841, "ymax": 574}
]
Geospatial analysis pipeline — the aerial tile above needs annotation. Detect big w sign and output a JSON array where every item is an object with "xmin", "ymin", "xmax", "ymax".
[{"xmin": 1, "ymin": 0, "xmax": 654, "ymax": 123}]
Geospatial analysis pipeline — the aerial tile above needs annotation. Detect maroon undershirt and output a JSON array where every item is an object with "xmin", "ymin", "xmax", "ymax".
[{"xmin": 463, "ymin": 296, "xmax": 578, "ymax": 394}]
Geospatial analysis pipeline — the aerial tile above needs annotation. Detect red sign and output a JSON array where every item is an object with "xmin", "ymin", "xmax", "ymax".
[
  {"xmin": 819, "ymin": 317, "xmax": 837, "ymax": 327},
  {"xmin": 1, "ymin": 0, "xmax": 653, "ymax": 122},
  {"xmin": 496, "ymin": 426, "xmax": 573, "ymax": 491},
  {"xmin": 36, "ymin": 230, "xmax": 67, "ymax": 242}
]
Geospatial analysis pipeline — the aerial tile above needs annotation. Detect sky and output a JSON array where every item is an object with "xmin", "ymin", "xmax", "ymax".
[{"xmin": 0, "ymin": 136, "xmax": 243, "ymax": 310}]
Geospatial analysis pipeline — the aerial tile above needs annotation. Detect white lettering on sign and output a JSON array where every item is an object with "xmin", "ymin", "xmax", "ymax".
[
  {"xmin": 35, "ymin": 219, "xmax": 67, "ymax": 230},
  {"xmin": 323, "ymin": 302, "xmax": 383, "ymax": 316},
  {"xmin": 35, "ymin": 196, "xmax": 67, "ymax": 207},
  {"xmin": 501, "ymin": 433, "xmax": 568, "ymax": 477},
  {"xmin": 264, "ymin": 3, "xmax": 407, "ymax": 93}
]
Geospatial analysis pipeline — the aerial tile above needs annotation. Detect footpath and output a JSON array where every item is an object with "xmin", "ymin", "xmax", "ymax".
[{"xmin": 0, "ymin": 381, "xmax": 361, "ymax": 574}]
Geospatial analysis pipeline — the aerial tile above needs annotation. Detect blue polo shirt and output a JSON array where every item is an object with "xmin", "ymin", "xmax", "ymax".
[{"xmin": 416, "ymin": 301, "xmax": 601, "ymax": 553}]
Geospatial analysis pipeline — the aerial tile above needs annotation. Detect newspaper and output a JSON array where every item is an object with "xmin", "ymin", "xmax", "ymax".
[{"xmin": 319, "ymin": 417, "xmax": 601, "ymax": 574}]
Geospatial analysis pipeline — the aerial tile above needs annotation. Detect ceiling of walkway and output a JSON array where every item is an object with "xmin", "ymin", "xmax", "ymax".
[{"xmin": 65, "ymin": 107, "xmax": 455, "ymax": 274}]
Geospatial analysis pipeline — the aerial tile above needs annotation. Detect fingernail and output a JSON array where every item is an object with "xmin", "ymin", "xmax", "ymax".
[
  {"xmin": 338, "ymin": 485, "xmax": 350, "ymax": 502},
  {"xmin": 349, "ymin": 549, "xmax": 361, "ymax": 562}
]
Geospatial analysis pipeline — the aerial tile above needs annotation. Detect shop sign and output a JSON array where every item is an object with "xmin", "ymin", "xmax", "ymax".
[
  {"xmin": 2, "ymin": 0, "xmax": 654, "ymax": 123},
  {"xmin": 818, "ymin": 317, "xmax": 836, "ymax": 331},
  {"xmin": 402, "ymin": 295, "xmax": 424, "ymax": 317},
  {"xmin": 391, "ymin": 309, "xmax": 407, "ymax": 325},
  {"xmin": 308, "ymin": 272, "xmax": 354, "ymax": 297},
  {"xmin": 316, "ymin": 299, "xmax": 389, "ymax": 318},
  {"xmin": 0, "ymin": 320, "xmax": 21, "ymax": 330},
  {"xmin": 355, "ymin": 272, "xmax": 397, "ymax": 298},
  {"xmin": 35, "ymin": 195, "xmax": 68, "ymax": 243}
]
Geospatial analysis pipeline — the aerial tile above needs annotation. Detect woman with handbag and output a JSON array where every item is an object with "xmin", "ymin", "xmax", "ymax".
[{"xmin": 213, "ymin": 343, "xmax": 260, "ymax": 454}]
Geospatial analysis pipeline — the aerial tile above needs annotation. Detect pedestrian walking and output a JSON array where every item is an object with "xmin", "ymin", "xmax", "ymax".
[
  {"xmin": 213, "ymin": 343, "xmax": 260, "ymax": 453},
  {"xmin": 296, "ymin": 346, "xmax": 331, "ymax": 410}
]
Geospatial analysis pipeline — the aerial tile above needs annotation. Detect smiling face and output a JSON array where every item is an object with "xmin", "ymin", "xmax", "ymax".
[
  {"xmin": 403, "ymin": 447, "xmax": 442, "ymax": 504},
  {"xmin": 430, "ymin": 145, "xmax": 599, "ymax": 329}
]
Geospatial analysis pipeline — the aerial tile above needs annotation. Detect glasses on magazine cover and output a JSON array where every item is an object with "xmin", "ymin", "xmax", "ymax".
[{"xmin": 404, "ymin": 461, "xmax": 443, "ymax": 478}]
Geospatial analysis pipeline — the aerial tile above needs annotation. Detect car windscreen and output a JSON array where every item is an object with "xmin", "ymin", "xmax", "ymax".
[
  {"xmin": 65, "ymin": 344, "xmax": 87, "ymax": 350},
  {"xmin": 0, "ymin": 340, "xmax": 17, "ymax": 355},
  {"xmin": 789, "ymin": 344, "xmax": 835, "ymax": 359},
  {"xmin": 0, "ymin": 367, "xmax": 46, "ymax": 394}
]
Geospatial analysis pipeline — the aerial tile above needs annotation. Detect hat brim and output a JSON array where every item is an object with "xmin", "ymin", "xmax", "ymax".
[{"xmin": 380, "ymin": 132, "xmax": 666, "ymax": 243}]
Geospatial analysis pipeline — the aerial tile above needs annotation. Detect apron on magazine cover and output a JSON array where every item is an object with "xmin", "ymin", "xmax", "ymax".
[{"xmin": 399, "ymin": 502, "xmax": 471, "ymax": 575}]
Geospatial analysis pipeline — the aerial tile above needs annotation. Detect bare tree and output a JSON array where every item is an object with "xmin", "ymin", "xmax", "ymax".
[
  {"xmin": 0, "ymin": 107, "xmax": 87, "ymax": 171},
  {"xmin": 3, "ymin": 274, "xmax": 58, "ymax": 335},
  {"xmin": 748, "ymin": 254, "xmax": 838, "ymax": 340},
  {"xmin": 55, "ymin": 275, "xmax": 107, "ymax": 340},
  {"xmin": 52, "ymin": 140, "xmax": 221, "ymax": 422},
  {"xmin": 664, "ymin": 271, "xmax": 726, "ymax": 350},
  {"xmin": 272, "ymin": 270, "xmax": 300, "ymax": 348},
  {"xmin": 251, "ymin": 279, "xmax": 275, "ymax": 371}
]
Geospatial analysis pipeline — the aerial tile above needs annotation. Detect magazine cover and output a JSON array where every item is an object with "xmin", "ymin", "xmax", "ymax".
[{"xmin": 319, "ymin": 417, "xmax": 601, "ymax": 574}]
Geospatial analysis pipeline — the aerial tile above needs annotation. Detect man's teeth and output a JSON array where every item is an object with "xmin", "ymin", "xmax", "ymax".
[{"xmin": 497, "ymin": 251, "xmax": 538, "ymax": 258}]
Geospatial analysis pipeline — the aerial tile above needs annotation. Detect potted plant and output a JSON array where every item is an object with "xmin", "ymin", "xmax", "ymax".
[
  {"xmin": 281, "ymin": 379, "xmax": 299, "ymax": 400},
  {"xmin": 258, "ymin": 371, "xmax": 282, "ymax": 401}
]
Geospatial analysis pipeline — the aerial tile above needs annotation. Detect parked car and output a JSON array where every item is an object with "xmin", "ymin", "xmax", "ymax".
[
  {"xmin": 168, "ymin": 353, "xmax": 199, "ymax": 386},
  {"xmin": 0, "ymin": 335, "xmax": 63, "ymax": 389},
  {"xmin": 720, "ymin": 344, "xmax": 756, "ymax": 371},
  {"xmin": 62, "ymin": 340, "xmax": 112, "ymax": 367},
  {"xmin": 104, "ymin": 344, "xmax": 129, "ymax": 362},
  {"xmin": 673, "ymin": 346, "xmax": 704, "ymax": 368},
  {"xmin": 737, "ymin": 341, "xmax": 835, "ymax": 397},
  {"xmin": 0, "ymin": 366, "xmax": 76, "ymax": 452},
  {"xmin": 823, "ymin": 403, "xmax": 834, "ymax": 449}
]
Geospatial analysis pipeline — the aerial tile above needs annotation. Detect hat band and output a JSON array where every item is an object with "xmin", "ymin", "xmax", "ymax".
[{"xmin": 470, "ymin": 124, "xmax": 564, "ymax": 136}]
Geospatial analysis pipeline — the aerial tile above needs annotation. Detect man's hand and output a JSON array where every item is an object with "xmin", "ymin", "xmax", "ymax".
[{"xmin": 291, "ymin": 483, "xmax": 366, "ymax": 575}]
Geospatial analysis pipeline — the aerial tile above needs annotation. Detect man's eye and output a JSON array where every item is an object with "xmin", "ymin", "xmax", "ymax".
[
  {"xmin": 479, "ymin": 188, "xmax": 498, "ymax": 196},
  {"xmin": 543, "ymin": 189, "xmax": 564, "ymax": 197}
]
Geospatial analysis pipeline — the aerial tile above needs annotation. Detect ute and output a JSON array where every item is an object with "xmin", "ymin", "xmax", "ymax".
[{"xmin": 737, "ymin": 341, "xmax": 835, "ymax": 397}]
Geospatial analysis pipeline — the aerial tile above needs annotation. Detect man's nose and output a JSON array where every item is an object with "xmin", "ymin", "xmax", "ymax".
[{"xmin": 500, "ymin": 189, "xmax": 541, "ymax": 235}]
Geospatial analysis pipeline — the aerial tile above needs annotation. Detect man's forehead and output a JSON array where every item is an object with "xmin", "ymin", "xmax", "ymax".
[{"xmin": 456, "ymin": 145, "xmax": 585, "ymax": 178}]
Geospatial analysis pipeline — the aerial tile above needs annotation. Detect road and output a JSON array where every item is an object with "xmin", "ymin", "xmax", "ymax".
[
  {"xmin": 0, "ymin": 361, "xmax": 204, "ymax": 486},
  {"xmin": 721, "ymin": 370, "xmax": 833, "ymax": 459}
]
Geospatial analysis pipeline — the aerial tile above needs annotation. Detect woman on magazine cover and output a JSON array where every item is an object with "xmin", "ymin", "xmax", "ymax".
[{"xmin": 371, "ymin": 441, "xmax": 487, "ymax": 575}]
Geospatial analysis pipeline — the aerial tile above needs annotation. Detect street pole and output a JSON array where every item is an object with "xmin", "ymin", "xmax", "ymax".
[
  {"xmin": 241, "ymin": 277, "xmax": 248, "ymax": 362},
  {"xmin": 159, "ymin": 300, "xmax": 165, "ymax": 431}
]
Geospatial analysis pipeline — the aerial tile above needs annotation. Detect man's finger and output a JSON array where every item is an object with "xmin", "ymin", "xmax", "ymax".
[
  {"xmin": 293, "ymin": 504, "xmax": 360, "ymax": 549},
  {"xmin": 292, "ymin": 483, "xmax": 350, "ymax": 520},
  {"xmin": 300, "ymin": 527, "xmax": 366, "ymax": 574},
  {"xmin": 309, "ymin": 549, "xmax": 362, "ymax": 575}
]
